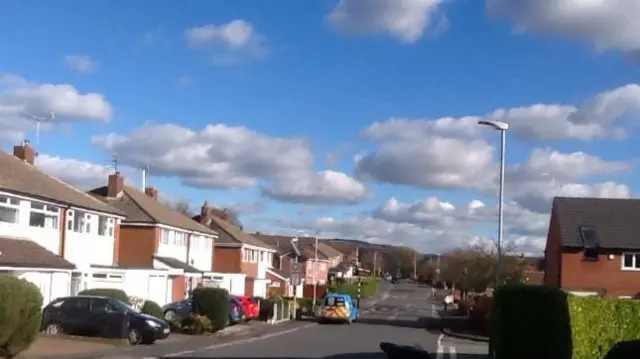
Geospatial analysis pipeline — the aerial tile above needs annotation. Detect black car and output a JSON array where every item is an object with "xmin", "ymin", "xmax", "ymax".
[{"xmin": 41, "ymin": 295, "xmax": 170, "ymax": 345}]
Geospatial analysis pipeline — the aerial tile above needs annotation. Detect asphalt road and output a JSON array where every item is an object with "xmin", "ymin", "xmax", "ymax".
[{"xmin": 156, "ymin": 281, "xmax": 489, "ymax": 359}]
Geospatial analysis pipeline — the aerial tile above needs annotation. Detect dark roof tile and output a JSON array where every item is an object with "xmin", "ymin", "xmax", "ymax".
[{"xmin": 0, "ymin": 237, "xmax": 75, "ymax": 269}]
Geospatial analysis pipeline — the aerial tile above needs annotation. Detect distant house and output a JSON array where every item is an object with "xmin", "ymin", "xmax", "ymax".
[
  {"xmin": 89, "ymin": 172, "xmax": 218, "ymax": 304},
  {"xmin": 544, "ymin": 197, "xmax": 640, "ymax": 297},
  {"xmin": 193, "ymin": 202, "xmax": 277, "ymax": 297}
]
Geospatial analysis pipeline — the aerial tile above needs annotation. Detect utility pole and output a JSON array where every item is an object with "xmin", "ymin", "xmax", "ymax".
[
  {"xmin": 311, "ymin": 230, "xmax": 320, "ymax": 311},
  {"xmin": 373, "ymin": 251, "xmax": 377, "ymax": 277},
  {"xmin": 413, "ymin": 252, "xmax": 417, "ymax": 279}
]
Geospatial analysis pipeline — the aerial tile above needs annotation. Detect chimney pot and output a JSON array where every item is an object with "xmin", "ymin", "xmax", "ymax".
[
  {"xmin": 13, "ymin": 141, "xmax": 35, "ymax": 165},
  {"xmin": 201, "ymin": 201, "xmax": 213, "ymax": 218},
  {"xmin": 144, "ymin": 186, "xmax": 158, "ymax": 200},
  {"xmin": 107, "ymin": 172, "xmax": 124, "ymax": 198}
]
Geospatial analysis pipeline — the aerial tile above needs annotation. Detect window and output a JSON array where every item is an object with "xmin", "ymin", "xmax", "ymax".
[
  {"xmin": 251, "ymin": 250, "xmax": 257, "ymax": 262},
  {"xmin": 320, "ymin": 263, "xmax": 327, "ymax": 271},
  {"xmin": 160, "ymin": 228, "xmax": 170, "ymax": 244},
  {"xmin": 0, "ymin": 195, "xmax": 19, "ymax": 224},
  {"xmin": 174, "ymin": 231, "xmax": 187, "ymax": 246},
  {"xmin": 579, "ymin": 225, "xmax": 599, "ymax": 261},
  {"xmin": 29, "ymin": 201, "xmax": 59, "ymax": 229},
  {"xmin": 71, "ymin": 211, "xmax": 91, "ymax": 233},
  {"xmin": 98, "ymin": 216, "xmax": 114, "ymax": 236},
  {"xmin": 260, "ymin": 251, "xmax": 265, "ymax": 262},
  {"xmin": 622, "ymin": 253, "xmax": 640, "ymax": 270}
]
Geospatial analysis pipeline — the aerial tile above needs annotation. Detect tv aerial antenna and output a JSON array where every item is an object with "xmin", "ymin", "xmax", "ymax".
[
  {"xmin": 107, "ymin": 155, "xmax": 119, "ymax": 173},
  {"xmin": 22, "ymin": 111, "xmax": 55, "ymax": 147}
]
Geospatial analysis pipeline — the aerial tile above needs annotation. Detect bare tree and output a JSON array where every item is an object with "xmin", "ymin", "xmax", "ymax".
[{"xmin": 166, "ymin": 200, "xmax": 193, "ymax": 217}]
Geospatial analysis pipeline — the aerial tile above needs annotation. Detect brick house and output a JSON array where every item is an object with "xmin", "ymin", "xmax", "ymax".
[
  {"xmin": 544, "ymin": 196, "xmax": 640, "ymax": 297},
  {"xmin": 89, "ymin": 172, "xmax": 218, "ymax": 304},
  {"xmin": 193, "ymin": 202, "xmax": 277, "ymax": 298}
]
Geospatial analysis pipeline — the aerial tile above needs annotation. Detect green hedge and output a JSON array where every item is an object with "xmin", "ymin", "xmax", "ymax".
[
  {"xmin": 141, "ymin": 300, "xmax": 163, "ymax": 319},
  {"xmin": 328, "ymin": 277, "xmax": 378, "ymax": 299},
  {"xmin": 78, "ymin": 288, "xmax": 130, "ymax": 304},
  {"xmin": 569, "ymin": 296, "xmax": 640, "ymax": 359},
  {"xmin": 0, "ymin": 274, "xmax": 43, "ymax": 358},
  {"xmin": 489, "ymin": 284, "xmax": 572, "ymax": 359},
  {"xmin": 192, "ymin": 287, "xmax": 229, "ymax": 330}
]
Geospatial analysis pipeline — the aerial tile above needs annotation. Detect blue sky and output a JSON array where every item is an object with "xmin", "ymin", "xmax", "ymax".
[{"xmin": 1, "ymin": 0, "xmax": 639, "ymax": 254}]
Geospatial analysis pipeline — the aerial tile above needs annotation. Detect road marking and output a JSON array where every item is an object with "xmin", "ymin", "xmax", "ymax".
[
  {"xmin": 202, "ymin": 323, "xmax": 316, "ymax": 351},
  {"xmin": 449, "ymin": 345, "xmax": 457, "ymax": 359},
  {"xmin": 164, "ymin": 350, "xmax": 195, "ymax": 357}
]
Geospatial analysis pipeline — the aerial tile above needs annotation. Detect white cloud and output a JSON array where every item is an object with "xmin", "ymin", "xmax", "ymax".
[
  {"xmin": 91, "ymin": 123, "xmax": 366, "ymax": 204},
  {"xmin": 64, "ymin": 55, "xmax": 98, "ymax": 74},
  {"xmin": 35, "ymin": 154, "xmax": 121, "ymax": 189},
  {"xmin": 487, "ymin": 0, "xmax": 640, "ymax": 54},
  {"xmin": 0, "ymin": 73, "xmax": 113, "ymax": 144},
  {"xmin": 263, "ymin": 170, "xmax": 369, "ymax": 204},
  {"xmin": 185, "ymin": 20, "xmax": 268, "ymax": 65},
  {"xmin": 327, "ymin": 0, "xmax": 449, "ymax": 43}
]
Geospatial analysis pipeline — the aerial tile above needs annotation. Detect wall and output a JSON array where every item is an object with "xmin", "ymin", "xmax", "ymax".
[
  {"xmin": 304, "ymin": 260, "xmax": 329, "ymax": 285},
  {"xmin": 560, "ymin": 249, "xmax": 640, "ymax": 297},
  {"xmin": 65, "ymin": 231, "xmax": 115, "ymax": 269},
  {"xmin": 213, "ymin": 247, "xmax": 242, "ymax": 273},
  {"xmin": 117, "ymin": 226, "xmax": 157, "ymax": 266},
  {"xmin": 188, "ymin": 235, "xmax": 213, "ymax": 272},
  {"xmin": 0, "ymin": 198, "xmax": 60, "ymax": 255},
  {"xmin": 157, "ymin": 231, "xmax": 188, "ymax": 263},
  {"xmin": 543, "ymin": 211, "xmax": 561, "ymax": 286}
]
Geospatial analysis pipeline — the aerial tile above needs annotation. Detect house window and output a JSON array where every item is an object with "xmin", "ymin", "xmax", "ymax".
[
  {"xmin": 0, "ymin": 195, "xmax": 20, "ymax": 224},
  {"xmin": 242, "ymin": 248, "xmax": 250, "ymax": 261},
  {"xmin": 579, "ymin": 225, "xmax": 599, "ymax": 261},
  {"xmin": 320, "ymin": 263, "xmax": 327, "ymax": 271},
  {"xmin": 622, "ymin": 253, "xmax": 640, "ymax": 270},
  {"xmin": 71, "ymin": 211, "xmax": 91, "ymax": 233},
  {"xmin": 97, "ymin": 216, "xmax": 115, "ymax": 237},
  {"xmin": 29, "ymin": 202, "xmax": 59, "ymax": 229},
  {"xmin": 260, "ymin": 251, "xmax": 265, "ymax": 262},
  {"xmin": 160, "ymin": 229, "xmax": 170, "ymax": 244}
]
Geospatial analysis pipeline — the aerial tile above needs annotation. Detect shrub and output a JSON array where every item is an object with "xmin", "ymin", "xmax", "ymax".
[
  {"xmin": 569, "ymin": 296, "xmax": 640, "ymax": 359},
  {"xmin": 180, "ymin": 314, "xmax": 212, "ymax": 335},
  {"xmin": 457, "ymin": 299, "xmax": 472, "ymax": 316},
  {"xmin": 0, "ymin": 274, "xmax": 43, "ymax": 359},
  {"xmin": 258, "ymin": 298, "xmax": 277, "ymax": 320},
  {"xmin": 141, "ymin": 300, "xmax": 163, "ymax": 319},
  {"xmin": 469, "ymin": 295, "xmax": 492, "ymax": 335},
  {"xmin": 192, "ymin": 287, "xmax": 229, "ymax": 331},
  {"xmin": 78, "ymin": 288, "xmax": 130, "ymax": 304},
  {"xmin": 489, "ymin": 284, "xmax": 572, "ymax": 359}
]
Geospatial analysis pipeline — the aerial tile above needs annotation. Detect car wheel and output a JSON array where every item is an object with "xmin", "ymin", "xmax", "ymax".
[
  {"xmin": 164, "ymin": 310, "xmax": 177, "ymax": 321},
  {"xmin": 128, "ymin": 328, "xmax": 142, "ymax": 345},
  {"xmin": 44, "ymin": 322, "xmax": 63, "ymax": 335}
]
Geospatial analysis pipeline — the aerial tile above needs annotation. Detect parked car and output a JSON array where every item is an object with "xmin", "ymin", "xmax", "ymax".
[
  {"xmin": 162, "ymin": 298, "xmax": 192, "ymax": 321},
  {"xmin": 41, "ymin": 295, "xmax": 170, "ymax": 345},
  {"xmin": 232, "ymin": 296, "xmax": 260, "ymax": 321},
  {"xmin": 163, "ymin": 297, "xmax": 246, "ymax": 326},
  {"xmin": 228, "ymin": 297, "xmax": 245, "ymax": 325}
]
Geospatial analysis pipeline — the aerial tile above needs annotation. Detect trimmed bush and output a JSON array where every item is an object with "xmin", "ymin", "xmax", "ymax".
[
  {"xmin": 0, "ymin": 274, "xmax": 43, "ymax": 359},
  {"xmin": 569, "ymin": 296, "xmax": 640, "ymax": 359},
  {"xmin": 78, "ymin": 288, "xmax": 130, "ymax": 304},
  {"xmin": 180, "ymin": 314, "xmax": 212, "ymax": 335},
  {"xmin": 141, "ymin": 300, "xmax": 163, "ymax": 319},
  {"xmin": 258, "ymin": 298, "xmax": 277, "ymax": 320},
  {"xmin": 489, "ymin": 284, "xmax": 572, "ymax": 359},
  {"xmin": 192, "ymin": 287, "xmax": 229, "ymax": 330}
]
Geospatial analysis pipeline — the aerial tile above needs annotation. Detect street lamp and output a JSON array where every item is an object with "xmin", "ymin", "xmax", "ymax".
[{"xmin": 478, "ymin": 119, "xmax": 508, "ymax": 287}]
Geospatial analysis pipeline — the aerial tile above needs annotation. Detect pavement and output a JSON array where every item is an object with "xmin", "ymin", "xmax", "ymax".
[{"xmin": 51, "ymin": 282, "xmax": 489, "ymax": 359}]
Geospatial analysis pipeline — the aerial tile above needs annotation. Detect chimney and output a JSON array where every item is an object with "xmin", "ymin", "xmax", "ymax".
[
  {"xmin": 220, "ymin": 208, "xmax": 230, "ymax": 221},
  {"xmin": 201, "ymin": 201, "xmax": 213, "ymax": 219},
  {"xmin": 144, "ymin": 186, "xmax": 158, "ymax": 200},
  {"xmin": 13, "ymin": 140, "xmax": 35, "ymax": 165},
  {"xmin": 107, "ymin": 171, "xmax": 124, "ymax": 198}
]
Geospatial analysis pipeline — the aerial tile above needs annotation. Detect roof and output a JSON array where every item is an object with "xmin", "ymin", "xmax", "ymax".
[
  {"xmin": 0, "ymin": 150, "xmax": 124, "ymax": 216},
  {"xmin": 193, "ymin": 214, "xmax": 274, "ymax": 250},
  {"xmin": 0, "ymin": 237, "xmax": 76, "ymax": 270},
  {"xmin": 254, "ymin": 233, "xmax": 340, "ymax": 259},
  {"xmin": 89, "ymin": 186, "xmax": 217, "ymax": 235},
  {"xmin": 552, "ymin": 197, "xmax": 640, "ymax": 249},
  {"xmin": 253, "ymin": 234, "xmax": 297, "ymax": 255},
  {"xmin": 266, "ymin": 267, "xmax": 289, "ymax": 280},
  {"xmin": 295, "ymin": 237, "xmax": 343, "ymax": 259},
  {"xmin": 153, "ymin": 255, "xmax": 201, "ymax": 273}
]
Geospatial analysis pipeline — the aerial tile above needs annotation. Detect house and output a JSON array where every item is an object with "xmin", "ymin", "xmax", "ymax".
[
  {"xmin": 193, "ymin": 202, "xmax": 277, "ymax": 298},
  {"xmin": 253, "ymin": 233, "xmax": 333, "ymax": 286},
  {"xmin": 88, "ymin": 172, "xmax": 218, "ymax": 304},
  {"xmin": 0, "ymin": 142, "xmax": 131, "ymax": 304},
  {"xmin": 544, "ymin": 196, "xmax": 640, "ymax": 298}
]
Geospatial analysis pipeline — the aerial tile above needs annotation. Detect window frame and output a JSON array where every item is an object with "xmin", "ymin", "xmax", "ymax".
[
  {"xmin": 621, "ymin": 252, "xmax": 640, "ymax": 271},
  {"xmin": 28, "ymin": 201, "xmax": 60, "ymax": 229},
  {"xmin": 579, "ymin": 225, "xmax": 599, "ymax": 261},
  {"xmin": 0, "ymin": 195, "xmax": 20, "ymax": 224}
]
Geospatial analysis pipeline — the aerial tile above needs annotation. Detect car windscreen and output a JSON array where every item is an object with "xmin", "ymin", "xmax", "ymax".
[{"xmin": 324, "ymin": 297, "xmax": 346, "ymax": 307}]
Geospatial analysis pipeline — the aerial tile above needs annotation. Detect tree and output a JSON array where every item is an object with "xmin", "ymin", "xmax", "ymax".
[
  {"xmin": 166, "ymin": 200, "xmax": 193, "ymax": 217},
  {"xmin": 387, "ymin": 246, "xmax": 418, "ymax": 278},
  {"xmin": 227, "ymin": 209, "xmax": 244, "ymax": 230}
]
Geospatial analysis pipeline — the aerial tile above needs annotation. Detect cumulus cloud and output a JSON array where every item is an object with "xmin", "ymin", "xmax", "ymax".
[
  {"xmin": 185, "ymin": 19, "xmax": 268, "ymax": 65},
  {"xmin": 0, "ymin": 73, "xmax": 113, "ymax": 144},
  {"xmin": 91, "ymin": 123, "xmax": 367, "ymax": 204},
  {"xmin": 487, "ymin": 0, "xmax": 640, "ymax": 54},
  {"xmin": 327, "ymin": 0, "xmax": 449, "ymax": 43},
  {"xmin": 35, "ymin": 154, "xmax": 136, "ymax": 190}
]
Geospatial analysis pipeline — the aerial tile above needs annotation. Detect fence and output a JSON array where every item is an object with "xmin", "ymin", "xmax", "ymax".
[{"xmin": 270, "ymin": 299, "xmax": 292, "ymax": 323}]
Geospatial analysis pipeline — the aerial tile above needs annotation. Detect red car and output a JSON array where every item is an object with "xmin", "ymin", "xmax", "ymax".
[{"xmin": 233, "ymin": 296, "xmax": 260, "ymax": 320}]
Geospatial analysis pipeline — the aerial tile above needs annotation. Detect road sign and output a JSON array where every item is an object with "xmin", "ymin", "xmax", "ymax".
[{"xmin": 291, "ymin": 273, "xmax": 301, "ymax": 286}]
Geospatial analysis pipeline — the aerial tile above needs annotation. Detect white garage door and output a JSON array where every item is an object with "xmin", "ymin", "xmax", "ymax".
[
  {"xmin": 149, "ymin": 275, "xmax": 168, "ymax": 306},
  {"xmin": 88, "ymin": 273, "xmax": 124, "ymax": 291}
]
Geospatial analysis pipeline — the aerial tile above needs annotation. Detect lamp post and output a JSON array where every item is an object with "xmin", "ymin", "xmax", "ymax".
[
  {"xmin": 478, "ymin": 119, "xmax": 508, "ymax": 287},
  {"xmin": 291, "ymin": 237, "xmax": 299, "ymax": 319},
  {"xmin": 312, "ymin": 229, "xmax": 320, "ymax": 311}
]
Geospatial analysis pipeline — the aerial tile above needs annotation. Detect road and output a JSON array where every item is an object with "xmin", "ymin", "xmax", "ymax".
[{"xmin": 156, "ymin": 281, "xmax": 489, "ymax": 359}]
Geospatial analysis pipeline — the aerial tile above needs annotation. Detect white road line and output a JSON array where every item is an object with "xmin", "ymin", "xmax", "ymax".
[
  {"xmin": 203, "ymin": 323, "xmax": 316, "ymax": 350},
  {"xmin": 449, "ymin": 345, "xmax": 457, "ymax": 359},
  {"xmin": 164, "ymin": 350, "xmax": 195, "ymax": 357},
  {"xmin": 436, "ymin": 345, "xmax": 445, "ymax": 359}
]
